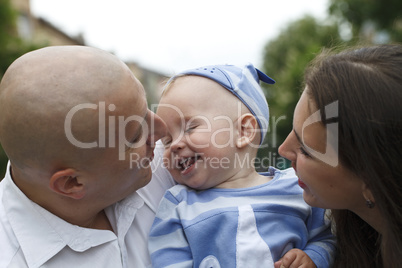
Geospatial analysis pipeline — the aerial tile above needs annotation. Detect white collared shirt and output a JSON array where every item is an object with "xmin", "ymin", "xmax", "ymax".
[{"xmin": 0, "ymin": 144, "xmax": 174, "ymax": 268}]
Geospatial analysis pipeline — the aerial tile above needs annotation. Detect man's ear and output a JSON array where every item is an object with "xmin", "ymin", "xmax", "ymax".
[
  {"xmin": 236, "ymin": 113, "xmax": 259, "ymax": 149},
  {"xmin": 49, "ymin": 169, "xmax": 86, "ymax": 200}
]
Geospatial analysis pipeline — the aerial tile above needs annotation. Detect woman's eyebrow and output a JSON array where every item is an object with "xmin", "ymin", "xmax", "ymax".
[{"xmin": 293, "ymin": 128, "xmax": 304, "ymax": 146}]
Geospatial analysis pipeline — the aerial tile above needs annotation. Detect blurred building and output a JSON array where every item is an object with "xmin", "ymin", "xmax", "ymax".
[{"xmin": 12, "ymin": 0, "xmax": 168, "ymax": 105}]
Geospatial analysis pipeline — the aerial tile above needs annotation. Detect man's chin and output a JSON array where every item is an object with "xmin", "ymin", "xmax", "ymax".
[{"xmin": 138, "ymin": 166, "xmax": 153, "ymax": 188}]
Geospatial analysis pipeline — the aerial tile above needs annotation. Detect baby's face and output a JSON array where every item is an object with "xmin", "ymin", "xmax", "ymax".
[{"xmin": 157, "ymin": 76, "xmax": 242, "ymax": 190}]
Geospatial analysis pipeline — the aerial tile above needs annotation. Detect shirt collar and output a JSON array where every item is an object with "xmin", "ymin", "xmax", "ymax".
[
  {"xmin": 106, "ymin": 190, "xmax": 145, "ymax": 239},
  {"xmin": 2, "ymin": 163, "xmax": 117, "ymax": 267}
]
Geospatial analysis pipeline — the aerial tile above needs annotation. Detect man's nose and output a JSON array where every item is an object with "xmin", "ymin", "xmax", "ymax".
[{"xmin": 147, "ymin": 111, "xmax": 167, "ymax": 146}]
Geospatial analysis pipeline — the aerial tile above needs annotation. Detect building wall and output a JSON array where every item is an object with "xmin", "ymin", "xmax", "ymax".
[
  {"xmin": 31, "ymin": 18, "xmax": 85, "ymax": 46},
  {"xmin": 12, "ymin": 0, "xmax": 30, "ymax": 14},
  {"xmin": 12, "ymin": 0, "xmax": 168, "ymax": 105}
]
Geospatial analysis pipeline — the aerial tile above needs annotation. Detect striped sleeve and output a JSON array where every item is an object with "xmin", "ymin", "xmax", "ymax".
[
  {"xmin": 148, "ymin": 188, "xmax": 193, "ymax": 268},
  {"xmin": 304, "ymin": 208, "xmax": 336, "ymax": 268}
]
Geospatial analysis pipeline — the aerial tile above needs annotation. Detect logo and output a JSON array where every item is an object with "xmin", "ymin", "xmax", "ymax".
[{"xmin": 302, "ymin": 101, "xmax": 339, "ymax": 167}]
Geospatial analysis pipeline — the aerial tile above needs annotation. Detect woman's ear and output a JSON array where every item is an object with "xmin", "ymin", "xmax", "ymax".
[
  {"xmin": 362, "ymin": 183, "xmax": 376, "ymax": 208},
  {"xmin": 49, "ymin": 169, "xmax": 86, "ymax": 200},
  {"xmin": 236, "ymin": 113, "xmax": 259, "ymax": 149}
]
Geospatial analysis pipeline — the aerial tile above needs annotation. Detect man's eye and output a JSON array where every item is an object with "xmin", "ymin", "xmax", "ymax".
[
  {"xmin": 162, "ymin": 138, "xmax": 172, "ymax": 148},
  {"xmin": 131, "ymin": 128, "xmax": 143, "ymax": 143}
]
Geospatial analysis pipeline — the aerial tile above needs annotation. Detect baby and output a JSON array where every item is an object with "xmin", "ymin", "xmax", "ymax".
[{"xmin": 149, "ymin": 64, "xmax": 335, "ymax": 268}]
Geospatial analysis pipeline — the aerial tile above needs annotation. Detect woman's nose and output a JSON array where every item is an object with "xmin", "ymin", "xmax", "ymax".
[{"xmin": 278, "ymin": 132, "xmax": 297, "ymax": 162}]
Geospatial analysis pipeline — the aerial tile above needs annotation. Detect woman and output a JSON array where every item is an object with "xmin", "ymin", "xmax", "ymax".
[{"xmin": 278, "ymin": 44, "xmax": 402, "ymax": 267}]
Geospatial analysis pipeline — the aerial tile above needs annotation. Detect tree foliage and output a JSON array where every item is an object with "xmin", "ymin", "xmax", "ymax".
[
  {"xmin": 0, "ymin": 0, "xmax": 37, "ymax": 78},
  {"xmin": 260, "ymin": 0, "xmax": 401, "ymax": 168},
  {"xmin": 0, "ymin": 0, "xmax": 18, "ymax": 75},
  {"xmin": 329, "ymin": 0, "xmax": 402, "ymax": 42},
  {"xmin": 258, "ymin": 16, "xmax": 342, "ymax": 168},
  {"xmin": 0, "ymin": 0, "xmax": 40, "ymax": 178}
]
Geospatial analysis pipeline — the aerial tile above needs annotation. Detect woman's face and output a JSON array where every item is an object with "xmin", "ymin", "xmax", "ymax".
[{"xmin": 278, "ymin": 89, "xmax": 365, "ymax": 210}]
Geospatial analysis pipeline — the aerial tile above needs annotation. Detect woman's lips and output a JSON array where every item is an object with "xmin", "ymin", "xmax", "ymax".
[
  {"xmin": 298, "ymin": 178, "xmax": 307, "ymax": 189},
  {"xmin": 291, "ymin": 161, "xmax": 297, "ymax": 172},
  {"xmin": 291, "ymin": 162, "xmax": 306, "ymax": 188}
]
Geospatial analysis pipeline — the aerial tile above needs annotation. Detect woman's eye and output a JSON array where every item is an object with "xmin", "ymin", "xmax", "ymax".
[{"xmin": 299, "ymin": 146, "xmax": 311, "ymax": 158}]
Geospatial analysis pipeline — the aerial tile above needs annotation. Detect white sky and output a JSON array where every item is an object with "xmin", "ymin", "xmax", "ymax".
[{"xmin": 31, "ymin": 0, "xmax": 329, "ymax": 76}]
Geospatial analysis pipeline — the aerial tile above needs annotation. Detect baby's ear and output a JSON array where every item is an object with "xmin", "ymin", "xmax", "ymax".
[
  {"xmin": 49, "ymin": 168, "xmax": 86, "ymax": 200},
  {"xmin": 236, "ymin": 113, "xmax": 259, "ymax": 148}
]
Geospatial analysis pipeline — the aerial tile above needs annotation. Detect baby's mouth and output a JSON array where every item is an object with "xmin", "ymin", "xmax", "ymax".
[{"xmin": 179, "ymin": 155, "xmax": 201, "ymax": 171}]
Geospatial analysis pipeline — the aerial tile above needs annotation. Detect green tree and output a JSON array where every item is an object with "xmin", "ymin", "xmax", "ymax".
[
  {"xmin": 259, "ymin": 0, "xmax": 401, "ymax": 170},
  {"xmin": 0, "ymin": 0, "xmax": 17, "ymax": 70},
  {"xmin": 329, "ymin": 0, "xmax": 402, "ymax": 42},
  {"xmin": 257, "ymin": 16, "xmax": 342, "ymax": 169},
  {"xmin": 0, "ymin": 0, "xmax": 36, "ymax": 77},
  {"xmin": 0, "ymin": 0, "xmax": 40, "ymax": 178}
]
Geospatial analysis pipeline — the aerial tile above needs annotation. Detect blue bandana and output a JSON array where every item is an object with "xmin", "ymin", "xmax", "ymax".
[{"xmin": 168, "ymin": 63, "xmax": 274, "ymax": 144}]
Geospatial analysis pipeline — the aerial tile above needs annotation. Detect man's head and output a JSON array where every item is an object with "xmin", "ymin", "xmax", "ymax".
[{"xmin": 0, "ymin": 46, "xmax": 166, "ymax": 211}]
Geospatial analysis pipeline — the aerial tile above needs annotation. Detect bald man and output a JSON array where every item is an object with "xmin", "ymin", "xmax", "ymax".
[{"xmin": 0, "ymin": 46, "xmax": 175, "ymax": 267}]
